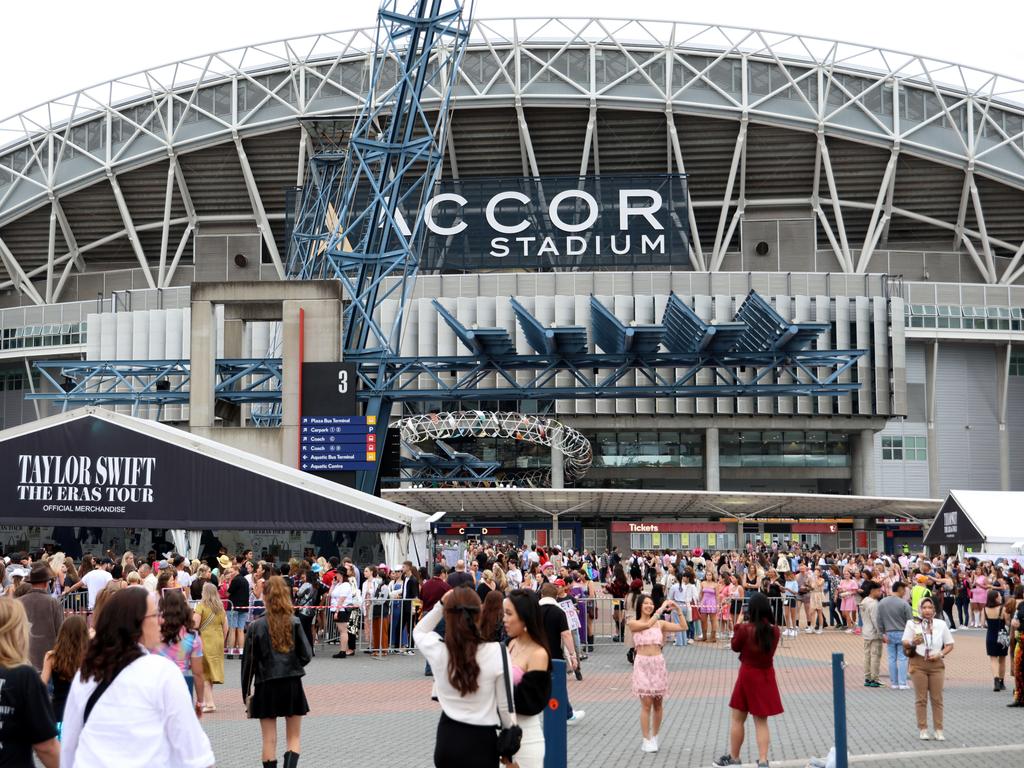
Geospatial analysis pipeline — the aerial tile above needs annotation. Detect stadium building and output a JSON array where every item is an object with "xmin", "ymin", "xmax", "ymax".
[{"xmin": 1, "ymin": 17, "xmax": 1022, "ymax": 556}]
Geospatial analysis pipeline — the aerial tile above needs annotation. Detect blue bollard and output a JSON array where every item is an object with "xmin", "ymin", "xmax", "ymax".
[
  {"xmin": 832, "ymin": 653, "xmax": 848, "ymax": 768},
  {"xmin": 543, "ymin": 658, "xmax": 568, "ymax": 768}
]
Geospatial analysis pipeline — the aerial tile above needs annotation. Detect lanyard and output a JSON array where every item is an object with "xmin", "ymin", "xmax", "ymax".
[{"xmin": 922, "ymin": 619, "xmax": 934, "ymax": 652}]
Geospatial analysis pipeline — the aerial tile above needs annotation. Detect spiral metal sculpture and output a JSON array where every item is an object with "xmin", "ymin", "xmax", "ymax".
[{"xmin": 395, "ymin": 411, "xmax": 593, "ymax": 482}]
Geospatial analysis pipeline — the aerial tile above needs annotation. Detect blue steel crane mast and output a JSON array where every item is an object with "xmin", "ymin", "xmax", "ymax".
[{"xmin": 287, "ymin": 0, "xmax": 472, "ymax": 492}]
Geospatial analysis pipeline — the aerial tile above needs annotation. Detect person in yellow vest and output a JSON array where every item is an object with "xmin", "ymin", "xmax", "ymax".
[{"xmin": 911, "ymin": 574, "xmax": 932, "ymax": 619}]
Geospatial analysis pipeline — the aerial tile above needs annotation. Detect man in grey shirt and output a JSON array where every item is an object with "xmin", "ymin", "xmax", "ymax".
[{"xmin": 879, "ymin": 581, "xmax": 913, "ymax": 689}]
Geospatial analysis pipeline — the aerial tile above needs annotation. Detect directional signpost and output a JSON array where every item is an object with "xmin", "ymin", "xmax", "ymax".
[
  {"xmin": 300, "ymin": 362, "xmax": 372, "ymax": 486},
  {"xmin": 300, "ymin": 415, "xmax": 378, "ymax": 471}
]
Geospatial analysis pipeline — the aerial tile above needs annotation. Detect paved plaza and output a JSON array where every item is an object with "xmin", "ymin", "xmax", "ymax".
[{"xmin": 201, "ymin": 630, "xmax": 1023, "ymax": 768}]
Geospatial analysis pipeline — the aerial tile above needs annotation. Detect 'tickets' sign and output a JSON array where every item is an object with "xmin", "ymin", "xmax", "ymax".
[{"xmin": 610, "ymin": 521, "xmax": 728, "ymax": 534}]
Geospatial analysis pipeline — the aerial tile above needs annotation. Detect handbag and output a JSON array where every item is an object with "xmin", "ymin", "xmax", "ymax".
[
  {"xmin": 496, "ymin": 643, "xmax": 522, "ymax": 762},
  {"xmin": 626, "ymin": 646, "xmax": 636, "ymax": 664},
  {"xmin": 997, "ymin": 626, "xmax": 1011, "ymax": 649}
]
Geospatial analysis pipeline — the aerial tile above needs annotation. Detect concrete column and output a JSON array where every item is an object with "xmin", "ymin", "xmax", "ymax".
[
  {"xmin": 223, "ymin": 319, "xmax": 243, "ymax": 358},
  {"xmin": 705, "ymin": 427, "xmax": 720, "ymax": 492},
  {"xmin": 851, "ymin": 429, "xmax": 876, "ymax": 496},
  {"xmin": 281, "ymin": 298, "xmax": 341, "ymax": 469},
  {"xmin": 925, "ymin": 342, "xmax": 940, "ymax": 499},
  {"xmin": 551, "ymin": 433, "xmax": 565, "ymax": 490},
  {"xmin": 550, "ymin": 428, "xmax": 564, "ymax": 548},
  {"xmin": 189, "ymin": 300, "xmax": 215, "ymax": 428}
]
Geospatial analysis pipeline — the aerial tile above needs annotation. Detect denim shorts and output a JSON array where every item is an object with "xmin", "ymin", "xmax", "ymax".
[{"xmin": 227, "ymin": 609, "xmax": 247, "ymax": 630}]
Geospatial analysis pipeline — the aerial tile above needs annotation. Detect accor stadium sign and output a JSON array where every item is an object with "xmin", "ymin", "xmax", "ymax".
[{"xmin": 420, "ymin": 174, "xmax": 691, "ymax": 272}]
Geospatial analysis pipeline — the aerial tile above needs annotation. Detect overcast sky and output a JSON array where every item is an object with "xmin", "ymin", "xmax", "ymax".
[{"xmin": 1, "ymin": 0, "xmax": 1022, "ymax": 118}]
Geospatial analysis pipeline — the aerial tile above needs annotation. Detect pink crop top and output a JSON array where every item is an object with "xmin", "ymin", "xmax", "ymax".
[
  {"xmin": 633, "ymin": 624, "xmax": 664, "ymax": 648},
  {"xmin": 511, "ymin": 664, "xmax": 525, "ymax": 686}
]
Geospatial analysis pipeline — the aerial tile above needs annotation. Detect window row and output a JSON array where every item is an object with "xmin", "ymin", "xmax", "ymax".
[
  {"xmin": 906, "ymin": 304, "xmax": 1024, "ymax": 331},
  {"xmin": 0, "ymin": 323, "xmax": 85, "ymax": 350},
  {"xmin": 592, "ymin": 431, "xmax": 703, "ymax": 468},
  {"xmin": 629, "ymin": 532, "xmax": 737, "ymax": 552},
  {"xmin": 720, "ymin": 430, "xmax": 850, "ymax": 468},
  {"xmin": 881, "ymin": 435, "xmax": 927, "ymax": 461}
]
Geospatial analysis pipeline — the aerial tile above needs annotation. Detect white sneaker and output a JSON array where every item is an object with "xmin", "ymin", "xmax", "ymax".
[
  {"xmin": 651, "ymin": 735, "xmax": 660, "ymax": 752},
  {"xmin": 641, "ymin": 739, "xmax": 656, "ymax": 753},
  {"xmin": 804, "ymin": 627, "xmax": 814, "ymax": 633},
  {"xmin": 934, "ymin": 730, "xmax": 945, "ymax": 741},
  {"xmin": 899, "ymin": 684, "xmax": 912, "ymax": 690},
  {"xmin": 919, "ymin": 730, "xmax": 930, "ymax": 740},
  {"xmin": 567, "ymin": 710, "xmax": 585, "ymax": 725},
  {"xmin": 815, "ymin": 629, "xmax": 823, "ymax": 634}
]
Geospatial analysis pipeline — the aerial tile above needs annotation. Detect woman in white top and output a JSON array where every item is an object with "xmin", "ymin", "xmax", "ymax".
[
  {"xmin": 901, "ymin": 597, "xmax": 954, "ymax": 741},
  {"xmin": 668, "ymin": 575, "xmax": 689, "ymax": 647},
  {"xmin": 414, "ymin": 586, "xmax": 512, "ymax": 768},
  {"xmin": 329, "ymin": 575, "xmax": 359, "ymax": 658},
  {"xmin": 61, "ymin": 588, "xmax": 214, "ymax": 768}
]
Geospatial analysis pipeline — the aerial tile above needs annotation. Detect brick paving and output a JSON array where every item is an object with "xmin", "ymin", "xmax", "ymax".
[{"xmin": 201, "ymin": 629, "xmax": 1024, "ymax": 768}]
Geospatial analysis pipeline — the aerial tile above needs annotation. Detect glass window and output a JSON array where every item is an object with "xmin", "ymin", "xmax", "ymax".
[
  {"xmin": 1010, "ymin": 353, "xmax": 1024, "ymax": 377},
  {"xmin": 905, "ymin": 436, "xmax": 928, "ymax": 461},
  {"xmin": 882, "ymin": 435, "xmax": 903, "ymax": 461}
]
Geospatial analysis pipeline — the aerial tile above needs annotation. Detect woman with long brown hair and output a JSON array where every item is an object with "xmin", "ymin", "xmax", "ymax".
[
  {"xmin": 61, "ymin": 588, "xmax": 214, "ymax": 766},
  {"xmin": 414, "ymin": 586, "xmax": 513, "ymax": 768},
  {"xmin": 0, "ymin": 599, "xmax": 60, "ymax": 766},
  {"xmin": 41, "ymin": 614, "xmax": 88, "ymax": 738},
  {"xmin": 241, "ymin": 575, "xmax": 312, "ymax": 768},
  {"xmin": 478, "ymin": 588, "xmax": 505, "ymax": 642},
  {"xmin": 155, "ymin": 589, "xmax": 205, "ymax": 708}
]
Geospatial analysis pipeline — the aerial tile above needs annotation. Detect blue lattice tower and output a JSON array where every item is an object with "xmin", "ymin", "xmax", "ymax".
[
  {"xmin": 285, "ymin": 118, "xmax": 352, "ymax": 278},
  {"xmin": 291, "ymin": 1, "xmax": 471, "ymax": 356}
]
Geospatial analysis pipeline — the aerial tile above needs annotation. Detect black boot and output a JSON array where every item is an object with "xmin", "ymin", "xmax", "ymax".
[
  {"xmin": 999, "ymin": 678, "xmax": 1007, "ymax": 691},
  {"xmin": 283, "ymin": 752, "xmax": 300, "ymax": 768},
  {"xmin": 995, "ymin": 677, "xmax": 1001, "ymax": 691},
  {"xmin": 263, "ymin": 761, "xmax": 278, "ymax": 768}
]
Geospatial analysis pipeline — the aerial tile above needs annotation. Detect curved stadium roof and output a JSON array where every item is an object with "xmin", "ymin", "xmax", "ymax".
[{"xmin": 2, "ymin": 17, "xmax": 1024, "ymax": 301}]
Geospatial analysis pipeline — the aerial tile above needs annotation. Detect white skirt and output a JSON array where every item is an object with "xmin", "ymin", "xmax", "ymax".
[{"xmin": 512, "ymin": 713, "xmax": 545, "ymax": 768}]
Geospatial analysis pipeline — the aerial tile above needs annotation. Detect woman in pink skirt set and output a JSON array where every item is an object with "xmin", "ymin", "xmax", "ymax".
[{"xmin": 628, "ymin": 595, "xmax": 687, "ymax": 753}]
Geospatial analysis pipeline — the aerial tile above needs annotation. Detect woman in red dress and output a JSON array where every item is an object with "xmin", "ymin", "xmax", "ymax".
[{"xmin": 713, "ymin": 592, "xmax": 783, "ymax": 768}]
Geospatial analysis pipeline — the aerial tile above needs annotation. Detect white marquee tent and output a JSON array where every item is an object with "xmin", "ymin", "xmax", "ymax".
[{"xmin": 923, "ymin": 490, "xmax": 1024, "ymax": 553}]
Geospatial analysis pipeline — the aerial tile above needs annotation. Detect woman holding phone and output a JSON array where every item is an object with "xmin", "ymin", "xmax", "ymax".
[{"xmin": 902, "ymin": 597, "xmax": 954, "ymax": 740}]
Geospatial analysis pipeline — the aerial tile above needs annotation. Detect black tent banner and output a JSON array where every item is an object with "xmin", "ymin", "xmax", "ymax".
[
  {"xmin": 0, "ymin": 415, "xmax": 401, "ymax": 532},
  {"xmin": 922, "ymin": 494, "xmax": 984, "ymax": 547}
]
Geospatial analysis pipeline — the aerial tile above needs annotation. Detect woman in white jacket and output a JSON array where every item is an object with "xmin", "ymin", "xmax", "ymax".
[{"xmin": 414, "ymin": 587, "xmax": 512, "ymax": 768}]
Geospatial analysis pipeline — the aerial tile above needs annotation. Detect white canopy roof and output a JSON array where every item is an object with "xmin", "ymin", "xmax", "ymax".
[
  {"xmin": 923, "ymin": 490, "xmax": 1024, "ymax": 548},
  {"xmin": 383, "ymin": 487, "xmax": 940, "ymax": 523}
]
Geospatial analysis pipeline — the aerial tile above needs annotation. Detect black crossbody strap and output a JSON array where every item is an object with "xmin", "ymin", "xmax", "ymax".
[
  {"xmin": 498, "ymin": 641, "xmax": 517, "ymax": 720},
  {"xmin": 83, "ymin": 664, "xmax": 126, "ymax": 726}
]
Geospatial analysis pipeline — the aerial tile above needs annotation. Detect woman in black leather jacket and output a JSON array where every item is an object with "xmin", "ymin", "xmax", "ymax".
[{"xmin": 242, "ymin": 576, "xmax": 312, "ymax": 768}]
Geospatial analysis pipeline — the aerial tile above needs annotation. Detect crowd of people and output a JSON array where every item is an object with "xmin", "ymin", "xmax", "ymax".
[{"xmin": 0, "ymin": 539, "xmax": 1021, "ymax": 765}]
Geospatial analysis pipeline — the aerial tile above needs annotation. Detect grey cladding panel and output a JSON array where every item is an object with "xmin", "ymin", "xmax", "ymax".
[
  {"xmin": 934, "ymin": 344, "xmax": 1001, "ymax": 495},
  {"xmin": 778, "ymin": 219, "xmax": 815, "ymax": 272}
]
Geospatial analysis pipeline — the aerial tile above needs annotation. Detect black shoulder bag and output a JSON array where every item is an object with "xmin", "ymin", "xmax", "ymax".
[
  {"xmin": 496, "ymin": 643, "xmax": 522, "ymax": 761},
  {"xmin": 82, "ymin": 664, "xmax": 128, "ymax": 726}
]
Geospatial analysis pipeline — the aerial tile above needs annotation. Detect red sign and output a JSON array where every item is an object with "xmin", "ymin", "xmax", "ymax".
[
  {"xmin": 792, "ymin": 524, "xmax": 838, "ymax": 534},
  {"xmin": 610, "ymin": 521, "xmax": 728, "ymax": 533}
]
